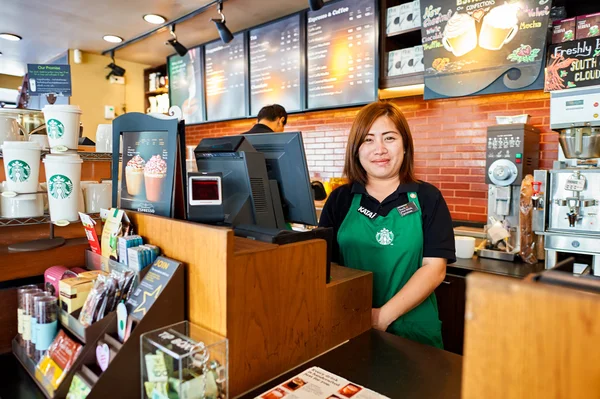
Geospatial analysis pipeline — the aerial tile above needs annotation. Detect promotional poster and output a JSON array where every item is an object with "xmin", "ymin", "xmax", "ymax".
[
  {"xmin": 120, "ymin": 131, "xmax": 175, "ymax": 217},
  {"xmin": 545, "ymin": 37, "xmax": 600, "ymax": 91},
  {"xmin": 420, "ymin": 0, "xmax": 551, "ymax": 99}
]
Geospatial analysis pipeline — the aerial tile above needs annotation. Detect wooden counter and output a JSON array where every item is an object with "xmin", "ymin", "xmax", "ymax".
[{"xmin": 128, "ymin": 212, "xmax": 373, "ymax": 397}]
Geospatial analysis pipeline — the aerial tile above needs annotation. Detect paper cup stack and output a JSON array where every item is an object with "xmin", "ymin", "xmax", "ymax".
[
  {"xmin": 1, "ymin": 141, "xmax": 44, "ymax": 218},
  {"xmin": 42, "ymin": 105, "xmax": 82, "ymax": 153}
]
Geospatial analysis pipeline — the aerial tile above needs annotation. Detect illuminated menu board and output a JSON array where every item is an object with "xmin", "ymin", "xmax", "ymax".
[
  {"xmin": 204, "ymin": 34, "xmax": 247, "ymax": 121},
  {"xmin": 249, "ymin": 14, "xmax": 302, "ymax": 115},
  {"xmin": 168, "ymin": 47, "xmax": 204, "ymax": 124},
  {"xmin": 306, "ymin": 0, "xmax": 377, "ymax": 110}
]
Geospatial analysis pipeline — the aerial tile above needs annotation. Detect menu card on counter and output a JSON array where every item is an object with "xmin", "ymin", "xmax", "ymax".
[
  {"xmin": 545, "ymin": 37, "xmax": 600, "ymax": 91},
  {"xmin": 256, "ymin": 367, "xmax": 390, "ymax": 399},
  {"xmin": 204, "ymin": 34, "xmax": 247, "ymax": 121},
  {"xmin": 306, "ymin": 0, "xmax": 377, "ymax": 110},
  {"xmin": 168, "ymin": 47, "xmax": 205, "ymax": 124},
  {"xmin": 420, "ymin": 0, "xmax": 551, "ymax": 99},
  {"xmin": 250, "ymin": 14, "xmax": 302, "ymax": 115}
]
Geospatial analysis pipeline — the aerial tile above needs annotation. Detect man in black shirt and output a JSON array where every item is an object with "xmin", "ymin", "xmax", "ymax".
[{"xmin": 243, "ymin": 104, "xmax": 288, "ymax": 134}]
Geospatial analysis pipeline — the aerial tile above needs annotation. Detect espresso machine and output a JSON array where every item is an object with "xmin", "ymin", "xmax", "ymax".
[
  {"xmin": 533, "ymin": 86, "xmax": 600, "ymax": 277},
  {"xmin": 480, "ymin": 124, "xmax": 540, "ymax": 261}
]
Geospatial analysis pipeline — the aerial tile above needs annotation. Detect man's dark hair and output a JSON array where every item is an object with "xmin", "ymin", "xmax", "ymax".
[{"xmin": 257, "ymin": 104, "xmax": 287, "ymax": 126}]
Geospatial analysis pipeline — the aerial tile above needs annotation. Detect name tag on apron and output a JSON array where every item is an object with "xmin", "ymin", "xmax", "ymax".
[{"xmin": 396, "ymin": 202, "xmax": 418, "ymax": 217}]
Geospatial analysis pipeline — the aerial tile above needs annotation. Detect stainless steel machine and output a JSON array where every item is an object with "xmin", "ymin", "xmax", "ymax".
[
  {"xmin": 480, "ymin": 124, "xmax": 540, "ymax": 261},
  {"xmin": 533, "ymin": 86, "xmax": 600, "ymax": 276}
]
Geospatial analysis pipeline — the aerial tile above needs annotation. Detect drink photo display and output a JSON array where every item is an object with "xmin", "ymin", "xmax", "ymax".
[{"xmin": 120, "ymin": 131, "xmax": 174, "ymax": 217}]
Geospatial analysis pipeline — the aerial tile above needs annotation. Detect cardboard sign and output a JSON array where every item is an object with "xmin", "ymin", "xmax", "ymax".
[
  {"xmin": 545, "ymin": 37, "xmax": 600, "ymax": 91},
  {"xmin": 27, "ymin": 64, "xmax": 72, "ymax": 96},
  {"xmin": 126, "ymin": 256, "xmax": 181, "ymax": 320}
]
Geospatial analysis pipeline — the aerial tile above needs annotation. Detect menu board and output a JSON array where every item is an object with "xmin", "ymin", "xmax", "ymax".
[
  {"xmin": 250, "ymin": 15, "xmax": 302, "ymax": 115},
  {"xmin": 306, "ymin": 0, "xmax": 377, "ymax": 110},
  {"xmin": 168, "ymin": 47, "xmax": 204, "ymax": 124},
  {"xmin": 420, "ymin": 0, "xmax": 551, "ymax": 99},
  {"xmin": 204, "ymin": 34, "xmax": 247, "ymax": 121}
]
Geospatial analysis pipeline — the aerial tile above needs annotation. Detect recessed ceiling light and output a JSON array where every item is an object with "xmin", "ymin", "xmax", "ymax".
[
  {"xmin": 103, "ymin": 35, "xmax": 123, "ymax": 43},
  {"xmin": 0, "ymin": 33, "xmax": 22, "ymax": 41},
  {"xmin": 143, "ymin": 14, "xmax": 166, "ymax": 24}
]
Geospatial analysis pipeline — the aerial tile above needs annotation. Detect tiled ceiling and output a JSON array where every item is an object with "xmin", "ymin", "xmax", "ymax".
[{"xmin": 0, "ymin": 0, "xmax": 318, "ymax": 75}]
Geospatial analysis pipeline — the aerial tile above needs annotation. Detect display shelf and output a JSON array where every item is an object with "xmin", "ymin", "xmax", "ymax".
[
  {"xmin": 58, "ymin": 310, "xmax": 116, "ymax": 345},
  {"xmin": 145, "ymin": 88, "xmax": 169, "ymax": 96},
  {"xmin": 0, "ymin": 213, "xmax": 100, "ymax": 227},
  {"xmin": 0, "ymin": 151, "xmax": 115, "ymax": 161},
  {"xmin": 380, "ymin": 71, "xmax": 424, "ymax": 89},
  {"xmin": 386, "ymin": 26, "xmax": 421, "ymax": 37}
]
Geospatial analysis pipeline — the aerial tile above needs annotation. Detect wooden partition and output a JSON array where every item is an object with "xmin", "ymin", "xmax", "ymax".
[
  {"xmin": 128, "ymin": 212, "xmax": 372, "ymax": 397},
  {"xmin": 462, "ymin": 273, "xmax": 600, "ymax": 399}
]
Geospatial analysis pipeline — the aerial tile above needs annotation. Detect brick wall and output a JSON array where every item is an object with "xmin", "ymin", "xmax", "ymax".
[{"xmin": 185, "ymin": 90, "xmax": 557, "ymax": 223}]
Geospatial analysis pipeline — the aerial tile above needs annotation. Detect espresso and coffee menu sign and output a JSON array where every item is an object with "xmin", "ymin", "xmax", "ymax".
[
  {"xmin": 545, "ymin": 38, "xmax": 600, "ymax": 91},
  {"xmin": 306, "ymin": 0, "xmax": 377, "ymax": 109},
  {"xmin": 204, "ymin": 34, "xmax": 247, "ymax": 121},
  {"xmin": 420, "ymin": 0, "xmax": 551, "ymax": 99},
  {"xmin": 168, "ymin": 48, "xmax": 204, "ymax": 124},
  {"xmin": 27, "ymin": 64, "xmax": 72, "ymax": 96},
  {"xmin": 250, "ymin": 14, "xmax": 302, "ymax": 115}
]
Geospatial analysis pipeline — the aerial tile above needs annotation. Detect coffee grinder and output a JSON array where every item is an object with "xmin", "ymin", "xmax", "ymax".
[
  {"xmin": 533, "ymin": 86, "xmax": 600, "ymax": 276},
  {"xmin": 480, "ymin": 124, "xmax": 540, "ymax": 261}
]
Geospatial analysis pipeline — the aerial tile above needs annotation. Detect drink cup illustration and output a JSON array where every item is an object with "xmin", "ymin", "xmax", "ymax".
[
  {"xmin": 442, "ymin": 13, "xmax": 478, "ymax": 57},
  {"xmin": 479, "ymin": 4, "xmax": 519, "ymax": 51}
]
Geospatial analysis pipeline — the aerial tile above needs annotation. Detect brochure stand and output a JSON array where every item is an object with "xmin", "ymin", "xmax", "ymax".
[{"xmin": 12, "ymin": 250, "xmax": 185, "ymax": 398}]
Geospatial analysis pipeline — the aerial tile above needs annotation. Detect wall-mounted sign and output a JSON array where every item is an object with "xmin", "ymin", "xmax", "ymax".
[
  {"xmin": 420, "ymin": 0, "xmax": 551, "ymax": 99},
  {"xmin": 27, "ymin": 64, "xmax": 72, "ymax": 96},
  {"xmin": 168, "ymin": 47, "xmax": 205, "ymax": 124},
  {"xmin": 545, "ymin": 37, "xmax": 600, "ymax": 91}
]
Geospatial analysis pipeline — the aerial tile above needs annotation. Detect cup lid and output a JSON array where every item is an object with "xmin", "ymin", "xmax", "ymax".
[
  {"xmin": 42, "ymin": 104, "xmax": 82, "ymax": 114},
  {"xmin": 43, "ymin": 153, "xmax": 83, "ymax": 164},
  {"xmin": 1, "ymin": 140, "xmax": 41, "ymax": 151}
]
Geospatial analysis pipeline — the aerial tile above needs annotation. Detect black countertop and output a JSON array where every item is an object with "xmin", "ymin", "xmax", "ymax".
[
  {"xmin": 240, "ymin": 329, "xmax": 462, "ymax": 399},
  {"xmin": 0, "ymin": 352, "xmax": 45, "ymax": 399},
  {"xmin": 449, "ymin": 256, "xmax": 545, "ymax": 279}
]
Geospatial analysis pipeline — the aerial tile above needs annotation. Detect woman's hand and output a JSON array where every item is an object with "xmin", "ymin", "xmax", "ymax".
[{"xmin": 371, "ymin": 308, "xmax": 393, "ymax": 331}]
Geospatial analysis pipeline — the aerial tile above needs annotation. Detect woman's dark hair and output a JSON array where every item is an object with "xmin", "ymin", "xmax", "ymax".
[{"xmin": 343, "ymin": 101, "xmax": 417, "ymax": 185}]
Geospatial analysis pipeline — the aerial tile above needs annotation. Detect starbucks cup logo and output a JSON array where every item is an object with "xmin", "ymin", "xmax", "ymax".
[
  {"xmin": 48, "ymin": 174, "xmax": 74, "ymax": 199},
  {"xmin": 7, "ymin": 160, "xmax": 31, "ymax": 183},
  {"xmin": 47, "ymin": 118, "xmax": 65, "ymax": 139}
]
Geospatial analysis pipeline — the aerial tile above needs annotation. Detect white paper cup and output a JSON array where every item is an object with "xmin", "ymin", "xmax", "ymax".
[
  {"xmin": 1, "ymin": 141, "xmax": 41, "ymax": 193},
  {"xmin": 29, "ymin": 134, "xmax": 50, "ymax": 150},
  {"xmin": 42, "ymin": 105, "xmax": 82, "ymax": 152},
  {"xmin": 455, "ymin": 236, "xmax": 476, "ymax": 259},
  {"xmin": 84, "ymin": 183, "xmax": 111, "ymax": 213},
  {"xmin": 43, "ymin": 154, "xmax": 83, "ymax": 222}
]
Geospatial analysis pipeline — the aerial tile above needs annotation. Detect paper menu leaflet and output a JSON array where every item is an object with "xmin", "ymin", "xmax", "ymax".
[{"xmin": 256, "ymin": 367, "xmax": 390, "ymax": 399}]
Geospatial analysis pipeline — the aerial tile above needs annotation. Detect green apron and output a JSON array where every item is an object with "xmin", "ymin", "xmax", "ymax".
[{"xmin": 337, "ymin": 192, "xmax": 443, "ymax": 348}]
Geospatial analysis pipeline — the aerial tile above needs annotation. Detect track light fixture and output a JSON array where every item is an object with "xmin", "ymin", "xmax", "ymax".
[
  {"xmin": 106, "ymin": 52, "xmax": 126, "ymax": 80},
  {"xmin": 309, "ymin": 0, "xmax": 325, "ymax": 11},
  {"xmin": 166, "ymin": 25, "xmax": 188, "ymax": 56},
  {"xmin": 211, "ymin": 1, "xmax": 234, "ymax": 44}
]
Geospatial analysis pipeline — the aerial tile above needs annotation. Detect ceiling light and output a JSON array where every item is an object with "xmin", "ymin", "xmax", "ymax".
[
  {"xmin": 211, "ymin": 1, "xmax": 234, "ymax": 44},
  {"xmin": 166, "ymin": 25, "xmax": 188, "ymax": 56},
  {"xmin": 143, "ymin": 14, "xmax": 166, "ymax": 24},
  {"xmin": 308, "ymin": 0, "xmax": 325, "ymax": 11},
  {"xmin": 0, "ymin": 33, "xmax": 22, "ymax": 41},
  {"xmin": 103, "ymin": 35, "xmax": 123, "ymax": 43}
]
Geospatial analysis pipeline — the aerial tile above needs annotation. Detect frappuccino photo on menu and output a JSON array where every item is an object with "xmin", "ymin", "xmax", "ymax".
[{"xmin": 120, "ymin": 131, "xmax": 174, "ymax": 217}]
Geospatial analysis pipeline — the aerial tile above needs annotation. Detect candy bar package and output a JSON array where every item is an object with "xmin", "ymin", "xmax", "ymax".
[{"xmin": 36, "ymin": 330, "xmax": 82, "ymax": 389}]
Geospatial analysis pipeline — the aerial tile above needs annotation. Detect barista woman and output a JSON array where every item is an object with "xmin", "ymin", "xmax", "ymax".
[{"xmin": 319, "ymin": 102, "xmax": 455, "ymax": 348}]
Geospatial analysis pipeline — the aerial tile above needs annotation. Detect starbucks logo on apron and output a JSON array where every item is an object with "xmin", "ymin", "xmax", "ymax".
[
  {"xmin": 376, "ymin": 228, "xmax": 394, "ymax": 246},
  {"xmin": 48, "ymin": 174, "xmax": 74, "ymax": 199},
  {"xmin": 7, "ymin": 160, "xmax": 31, "ymax": 183},
  {"xmin": 47, "ymin": 119, "xmax": 65, "ymax": 139}
]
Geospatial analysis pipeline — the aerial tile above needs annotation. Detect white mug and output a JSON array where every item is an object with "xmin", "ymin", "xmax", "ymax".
[
  {"xmin": 0, "ymin": 115, "xmax": 27, "ymax": 145},
  {"xmin": 29, "ymin": 134, "xmax": 50, "ymax": 150},
  {"xmin": 95, "ymin": 124, "xmax": 112, "ymax": 153},
  {"xmin": 84, "ymin": 183, "xmax": 111, "ymax": 213}
]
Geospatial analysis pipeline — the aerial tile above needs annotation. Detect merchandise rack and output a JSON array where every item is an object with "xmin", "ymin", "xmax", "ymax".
[{"xmin": 12, "ymin": 249, "xmax": 185, "ymax": 398}]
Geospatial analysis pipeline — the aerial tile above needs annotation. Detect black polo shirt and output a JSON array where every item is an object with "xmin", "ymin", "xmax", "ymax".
[
  {"xmin": 243, "ymin": 123, "xmax": 274, "ymax": 134},
  {"xmin": 319, "ymin": 181, "xmax": 456, "ymax": 265}
]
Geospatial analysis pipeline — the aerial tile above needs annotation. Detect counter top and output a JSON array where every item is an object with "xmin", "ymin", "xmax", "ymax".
[
  {"xmin": 240, "ymin": 329, "xmax": 462, "ymax": 399},
  {"xmin": 449, "ymin": 256, "xmax": 545, "ymax": 279}
]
